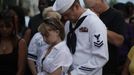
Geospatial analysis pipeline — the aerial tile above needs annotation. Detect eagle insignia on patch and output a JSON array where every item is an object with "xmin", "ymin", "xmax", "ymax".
[
  {"xmin": 79, "ymin": 27, "xmax": 88, "ymax": 32},
  {"xmin": 94, "ymin": 34, "xmax": 104, "ymax": 47}
]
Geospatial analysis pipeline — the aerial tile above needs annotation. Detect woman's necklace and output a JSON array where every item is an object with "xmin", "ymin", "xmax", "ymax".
[
  {"xmin": 0, "ymin": 45, "xmax": 8, "ymax": 54},
  {"xmin": 0, "ymin": 41, "xmax": 12, "ymax": 54}
]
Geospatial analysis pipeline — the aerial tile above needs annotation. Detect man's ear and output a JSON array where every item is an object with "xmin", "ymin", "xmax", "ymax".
[
  {"xmin": 75, "ymin": 2, "xmax": 80, "ymax": 9},
  {"xmin": 56, "ymin": 30, "xmax": 60, "ymax": 34}
]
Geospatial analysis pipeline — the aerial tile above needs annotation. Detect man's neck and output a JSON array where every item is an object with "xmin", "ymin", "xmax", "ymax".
[
  {"xmin": 99, "ymin": 3, "xmax": 110, "ymax": 15},
  {"xmin": 76, "ymin": 8, "xmax": 86, "ymax": 22}
]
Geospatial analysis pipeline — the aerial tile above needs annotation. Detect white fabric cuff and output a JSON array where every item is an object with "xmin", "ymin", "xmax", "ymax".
[{"xmin": 71, "ymin": 70, "xmax": 78, "ymax": 75}]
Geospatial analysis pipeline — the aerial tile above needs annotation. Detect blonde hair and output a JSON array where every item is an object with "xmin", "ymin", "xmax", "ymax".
[
  {"xmin": 42, "ymin": 6, "xmax": 61, "ymax": 20},
  {"xmin": 38, "ymin": 17, "xmax": 65, "ymax": 40}
]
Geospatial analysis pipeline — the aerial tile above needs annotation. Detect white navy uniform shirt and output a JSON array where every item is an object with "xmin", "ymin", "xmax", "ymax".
[
  {"xmin": 28, "ymin": 32, "xmax": 49, "ymax": 72},
  {"xmin": 38, "ymin": 41, "xmax": 73, "ymax": 75},
  {"xmin": 64, "ymin": 9, "xmax": 109, "ymax": 75}
]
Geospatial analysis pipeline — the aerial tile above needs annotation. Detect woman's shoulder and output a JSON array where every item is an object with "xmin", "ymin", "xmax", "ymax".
[
  {"xmin": 17, "ymin": 37, "xmax": 27, "ymax": 49},
  {"xmin": 54, "ymin": 41, "xmax": 69, "ymax": 52}
]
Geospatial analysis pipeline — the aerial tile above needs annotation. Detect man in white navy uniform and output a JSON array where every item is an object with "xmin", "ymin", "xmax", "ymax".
[{"xmin": 53, "ymin": 0, "xmax": 109, "ymax": 75}]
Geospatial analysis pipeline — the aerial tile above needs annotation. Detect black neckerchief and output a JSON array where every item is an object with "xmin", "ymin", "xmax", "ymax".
[{"xmin": 67, "ymin": 15, "xmax": 87, "ymax": 54}]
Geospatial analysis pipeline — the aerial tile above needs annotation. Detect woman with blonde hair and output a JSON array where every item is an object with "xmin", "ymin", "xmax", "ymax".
[
  {"xmin": 37, "ymin": 17, "xmax": 72, "ymax": 75},
  {"xmin": 28, "ymin": 7, "xmax": 64, "ymax": 75}
]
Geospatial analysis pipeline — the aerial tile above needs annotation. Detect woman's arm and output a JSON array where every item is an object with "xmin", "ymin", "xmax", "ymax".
[
  {"xmin": 23, "ymin": 28, "xmax": 31, "ymax": 44},
  {"xmin": 49, "ymin": 67, "xmax": 62, "ymax": 75},
  {"xmin": 16, "ymin": 39, "xmax": 27, "ymax": 75},
  {"xmin": 28, "ymin": 60, "xmax": 37, "ymax": 75}
]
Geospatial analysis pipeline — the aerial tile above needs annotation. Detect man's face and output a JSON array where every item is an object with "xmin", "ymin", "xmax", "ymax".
[
  {"xmin": 61, "ymin": 5, "xmax": 78, "ymax": 23},
  {"xmin": 38, "ymin": 0, "xmax": 49, "ymax": 13}
]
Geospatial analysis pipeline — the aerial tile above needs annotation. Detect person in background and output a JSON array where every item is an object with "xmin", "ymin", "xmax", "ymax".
[
  {"xmin": 53, "ymin": 0, "xmax": 109, "ymax": 75},
  {"xmin": 122, "ymin": 46, "xmax": 134, "ymax": 75},
  {"xmin": 5, "ymin": 5, "xmax": 31, "ymax": 45},
  {"xmin": 42, "ymin": 6, "xmax": 61, "ymax": 20},
  {"xmin": 113, "ymin": 3, "xmax": 134, "ymax": 74},
  {"xmin": 23, "ymin": 7, "xmax": 31, "ymax": 28},
  {"xmin": 129, "ymin": 17, "xmax": 134, "ymax": 25},
  {"xmin": 127, "ymin": 2, "xmax": 134, "ymax": 25},
  {"xmin": 28, "ymin": 0, "xmax": 55, "ymax": 39},
  {"xmin": 83, "ymin": 0, "xmax": 125, "ymax": 75},
  {"xmin": 8, "ymin": 6, "xmax": 26, "ymax": 38},
  {"xmin": 37, "ymin": 17, "xmax": 72, "ymax": 75},
  {"xmin": 28, "ymin": 7, "xmax": 61, "ymax": 75},
  {"xmin": 125, "ymin": 2, "xmax": 134, "ymax": 23},
  {"xmin": 0, "ymin": 9, "xmax": 27, "ymax": 75},
  {"xmin": 113, "ymin": 2, "xmax": 134, "ymax": 24},
  {"xmin": 7, "ymin": 6, "xmax": 33, "ymax": 75},
  {"xmin": 25, "ymin": 0, "xmax": 56, "ymax": 47}
]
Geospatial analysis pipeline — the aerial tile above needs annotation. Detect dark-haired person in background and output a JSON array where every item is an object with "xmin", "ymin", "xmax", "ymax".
[{"xmin": 0, "ymin": 9, "xmax": 27, "ymax": 75}]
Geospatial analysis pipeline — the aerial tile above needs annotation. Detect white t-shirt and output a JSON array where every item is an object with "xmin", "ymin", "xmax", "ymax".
[{"xmin": 38, "ymin": 41, "xmax": 73, "ymax": 75}]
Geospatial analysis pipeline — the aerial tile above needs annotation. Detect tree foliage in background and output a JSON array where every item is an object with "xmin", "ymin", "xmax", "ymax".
[
  {"xmin": 109, "ymin": 0, "xmax": 117, "ymax": 6},
  {"xmin": 0, "ymin": 0, "xmax": 3, "ymax": 12}
]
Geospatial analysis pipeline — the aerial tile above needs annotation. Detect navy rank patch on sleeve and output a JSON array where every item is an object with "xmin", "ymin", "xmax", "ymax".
[
  {"xmin": 94, "ymin": 34, "xmax": 104, "ymax": 47},
  {"xmin": 79, "ymin": 27, "xmax": 88, "ymax": 32}
]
